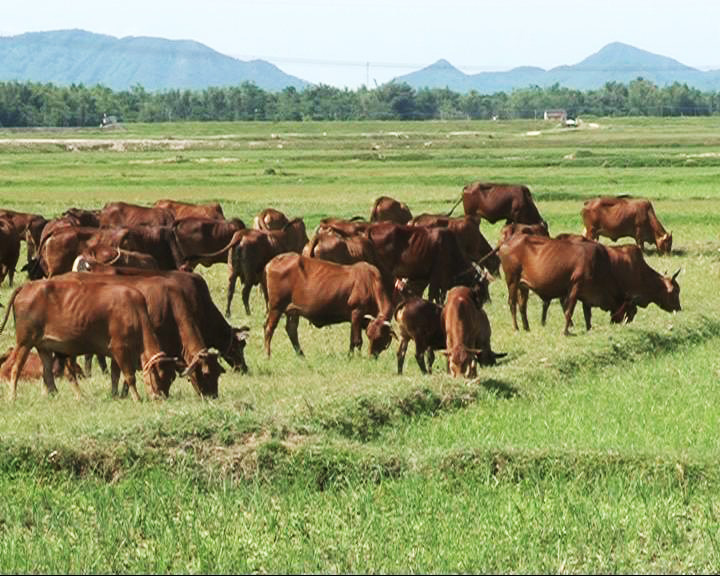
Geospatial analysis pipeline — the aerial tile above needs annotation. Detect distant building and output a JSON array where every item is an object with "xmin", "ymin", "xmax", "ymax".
[{"xmin": 544, "ymin": 109, "xmax": 567, "ymax": 121}]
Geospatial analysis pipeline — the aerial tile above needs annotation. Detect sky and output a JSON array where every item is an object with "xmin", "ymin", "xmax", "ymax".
[{"xmin": 3, "ymin": 0, "xmax": 720, "ymax": 89}]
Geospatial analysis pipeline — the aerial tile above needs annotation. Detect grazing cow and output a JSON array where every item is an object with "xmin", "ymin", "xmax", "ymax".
[
  {"xmin": 370, "ymin": 196, "xmax": 412, "ymax": 224},
  {"xmin": 303, "ymin": 228, "xmax": 379, "ymax": 267},
  {"xmin": 581, "ymin": 196, "xmax": 672, "ymax": 254},
  {"xmin": 365, "ymin": 221, "xmax": 485, "ymax": 303},
  {"xmin": 262, "ymin": 253, "xmax": 394, "ymax": 358},
  {"xmin": 0, "ymin": 278, "xmax": 180, "ymax": 401},
  {"xmin": 409, "ymin": 214, "xmax": 501, "ymax": 276},
  {"xmin": 153, "ymin": 199, "xmax": 225, "ymax": 221},
  {"xmin": 394, "ymin": 292, "xmax": 445, "ymax": 375},
  {"xmin": 68, "ymin": 272, "xmax": 225, "ymax": 398},
  {"xmin": 498, "ymin": 221, "xmax": 550, "ymax": 245},
  {"xmin": 441, "ymin": 285, "xmax": 504, "ymax": 378},
  {"xmin": 99, "ymin": 201, "xmax": 175, "ymax": 228},
  {"xmin": 173, "ymin": 217, "xmax": 246, "ymax": 269},
  {"xmin": 462, "ymin": 181, "xmax": 547, "ymax": 227},
  {"xmin": 0, "ymin": 218, "xmax": 20, "ymax": 286},
  {"xmin": 86, "ymin": 225, "xmax": 185, "ymax": 270},
  {"xmin": 0, "ymin": 347, "xmax": 83, "ymax": 382},
  {"xmin": 253, "ymin": 208, "xmax": 289, "ymax": 231},
  {"xmin": 28, "ymin": 225, "xmax": 100, "ymax": 278},
  {"xmin": 74, "ymin": 247, "xmax": 159, "ymax": 271},
  {"xmin": 499, "ymin": 234, "xmax": 629, "ymax": 335},
  {"xmin": 221, "ymin": 218, "xmax": 309, "ymax": 316},
  {"xmin": 74, "ymin": 265, "xmax": 251, "ymax": 374}
]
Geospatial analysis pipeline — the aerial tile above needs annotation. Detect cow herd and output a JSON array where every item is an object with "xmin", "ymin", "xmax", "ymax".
[{"xmin": 0, "ymin": 182, "xmax": 681, "ymax": 400}]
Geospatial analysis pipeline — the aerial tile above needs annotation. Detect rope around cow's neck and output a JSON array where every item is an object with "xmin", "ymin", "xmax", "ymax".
[{"xmin": 142, "ymin": 351, "xmax": 168, "ymax": 375}]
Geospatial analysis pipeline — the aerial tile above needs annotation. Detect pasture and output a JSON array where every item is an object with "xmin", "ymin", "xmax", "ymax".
[{"xmin": 0, "ymin": 117, "xmax": 719, "ymax": 572}]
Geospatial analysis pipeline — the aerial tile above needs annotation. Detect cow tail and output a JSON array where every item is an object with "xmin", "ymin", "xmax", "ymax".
[{"xmin": 0, "ymin": 284, "xmax": 22, "ymax": 334}]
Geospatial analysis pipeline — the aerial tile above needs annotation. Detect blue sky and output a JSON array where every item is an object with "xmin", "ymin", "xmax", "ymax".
[{"xmin": 3, "ymin": 0, "xmax": 718, "ymax": 88}]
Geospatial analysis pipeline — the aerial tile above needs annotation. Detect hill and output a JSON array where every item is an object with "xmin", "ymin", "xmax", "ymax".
[
  {"xmin": 0, "ymin": 29, "xmax": 308, "ymax": 92},
  {"xmin": 394, "ymin": 42, "xmax": 720, "ymax": 93}
]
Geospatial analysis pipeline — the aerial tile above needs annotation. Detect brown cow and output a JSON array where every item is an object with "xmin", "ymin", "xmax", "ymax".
[
  {"xmin": 441, "ymin": 285, "xmax": 503, "ymax": 378},
  {"xmin": 0, "ymin": 347, "xmax": 84, "ymax": 382},
  {"xmin": 0, "ymin": 209, "xmax": 47, "ymax": 262},
  {"xmin": 581, "ymin": 196, "xmax": 672, "ymax": 254},
  {"xmin": 0, "ymin": 218, "xmax": 20, "ymax": 286},
  {"xmin": 99, "ymin": 201, "xmax": 175, "ymax": 228},
  {"xmin": 262, "ymin": 253, "xmax": 394, "ymax": 358},
  {"xmin": 499, "ymin": 234, "xmax": 629, "ymax": 335},
  {"xmin": 153, "ymin": 199, "xmax": 225, "ymax": 221},
  {"xmin": 0, "ymin": 278, "xmax": 181, "ymax": 401},
  {"xmin": 28, "ymin": 225, "xmax": 100, "ymax": 278},
  {"xmin": 365, "ymin": 221, "xmax": 485, "ymax": 303},
  {"xmin": 462, "ymin": 181, "xmax": 547, "ymax": 227},
  {"xmin": 74, "ymin": 247, "xmax": 159, "ymax": 271},
  {"xmin": 222, "ymin": 218, "xmax": 309, "ymax": 316},
  {"xmin": 86, "ymin": 225, "xmax": 185, "ymax": 270},
  {"xmin": 173, "ymin": 217, "xmax": 245, "ymax": 269},
  {"xmin": 303, "ymin": 229, "xmax": 379, "ymax": 267},
  {"xmin": 370, "ymin": 196, "xmax": 412, "ymax": 224},
  {"xmin": 409, "ymin": 214, "xmax": 501, "ymax": 276},
  {"xmin": 315, "ymin": 217, "xmax": 371, "ymax": 238},
  {"xmin": 394, "ymin": 293, "xmax": 445, "ymax": 375},
  {"xmin": 253, "ymin": 208, "xmax": 289, "ymax": 231},
  {"xmin": 74, "ymin": 265, "xmax": 251, "ymax": 374},
  {"xmin": 498, "ymin": 221, "xmax": 550, "ymax": 245},
  {"xmin": 68, "ymin": 272, "xmax": 225, "ymax": 397}
]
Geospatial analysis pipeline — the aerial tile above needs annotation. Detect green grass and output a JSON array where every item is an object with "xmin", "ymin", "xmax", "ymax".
[{"xmin": 0, "ymin": 117, "xmax": 720, "ymax": 572}]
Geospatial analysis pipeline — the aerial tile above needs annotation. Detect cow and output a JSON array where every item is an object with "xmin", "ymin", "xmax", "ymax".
[
  {"xmin": 220, "ymin": 218, "xmax": 309, "ymax": 317},
  {"xmin": 27, "ymin": 225, "xmax": 100, "ymax": 278},
  {"xmin": 66, "ymin": 272, "xmax": 225, "ymax": 398},
  {"xmin": 71, "ymin": 264, "xmax": 251, "ymax": 374},
  {"xmin": 315, "ymin": 217, "xmax": 371, "ymax": 237},
  {"xmin": 364, "ymin": 221, "xmax": 485, "ymax": 303},
  {"xmin": 498, "ymin": 221, "xmax": 550, "ymax": 245},
  {"xmin": 0, "ymin": 347, "xmax": 84, "ymax": 382},
  {"xmin": 394, "ymin": 291, "xmax": 445, "ymax": 375},
  {"xmin": 581, "ymin": 196, "xmax": 672, "ymax": 254},
  {"xmin": 262, "ymin": 253, "xmax": 394, "ymax": 358},
  {"xmin": 74, "ymin": 247, "xmax": 159, "ymax": 271},
  {"xmin": 370, "ymin": 196, "xmax": 412, "ymax": 224},
  {"xmin": 0, "ymin": 218, "xmax": 20, "ymax": 286},
  {"xmin": 0, "ymin": 278, "xmax": 181, "ymax": 401},
  {"xmin": 153, "ymin": 199, "xmax": 225, "ymax": 221},
  {"xmin": 409, "ymin": 214, "xmax": 501, "ymax": 276},
  {"xmin": 253, "ymin": 208, "xmax": 289, "ymax": 231},
  {"xmin": 172, "ymin": 217, "xmax": 246, "ymax": 269},
  {"xmin": 441, "ymin": 285, "xmax": 504, "ymax": 378},
  {"xmin": 498, "ymin": 234, "xmax": 630, "ymax": 335},
  {"xmin": 85, "ymin": 225, "xmax": 185, "ymax": 270},
  {"xmin": 0, "ymin": 209, "xmax": 47, "ymax": 262},
  {"xmin": 461, "ymin": 181, "xmax": 547, "ymax": 227},
  {"xmin": 99, "ymin": 201, "xmax": 175, "ymax": 228},
  {"xmin": 303, "ymin": 228, "xmax": 379, "ymax": 267}
]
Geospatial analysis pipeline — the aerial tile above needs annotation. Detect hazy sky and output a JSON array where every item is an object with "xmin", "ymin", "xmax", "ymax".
[{"xmin": 3, "ymin": 0, "xmax": 719, "ymax": 88}]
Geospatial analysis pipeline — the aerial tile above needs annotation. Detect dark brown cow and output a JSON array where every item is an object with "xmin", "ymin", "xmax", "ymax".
[
  {"xmin": 302, "ymin": 229, "xmax": 379, "ymax": 267},
  {"xmin": 173, "ymin": 217, "xmax": 246, "ymax": 269},
  {"xmin": 409, "ymin": 214, "xmax": 501, "ymax": 276},
  {"xmin": 499, "ymin": 234, "xmax": 629, "ymax": 335},
  {"xmin": 99, "ymin": 201, "xmax": 175, "ymax": 228},
  {"xmin": 0, "ymin": 278, "xmax": 180, "ymax": 401},
  {"xmin": 29, "ymin": 225, "xmax": 100, "ymax": 278},
  {"xmin": 365, "ymin": 221, "xmax": 484, "ymax": 303},
  {"xmin": 581, "ymin": 196, "xmax": 672, "ymax": 254},
  {"xmin": 221, "ymin": 218, "xmax": 309, "ymax": 316},
  {"xmin": 394, "ymin": 293, "xmax": 445, "ymax": 375},
  {"xmin": 86, "ymin": 225, "xmax": 185, "ymax": 270},
  {"xmin": 370, "ymin": 196, "xmax": 412, "ymax": 224},
  {"xmin": 74, "ymin": 265, "xmax": 251, "ymax": 373},
  {"xmin": 68, "ymin": 272, "xmax": 225, "ymax": 398},
  {"xmin": 441, "ymin": 285, "xmax": 503, "ymax": 378},
  {"xmin": 462, "ymin": 181, "xmax": 546, "ymax": 227},
  {"xmin": 315, "ymin": 217, "xmax": 371, "ymax": 237},
  {"xmin": 262, "ymin": 253, "xmax": 394, "ymax": 358},
  {"xmin": 153, "ymin": 199, "xmax": 225, "ymax": 221},
  {"xmin": 253, "ymin": 208, "xmax": 289, "ymax": 231},
  {"xmin": 62, "ymin": 208, "xmax": 101, "ymax": 228},
  {"xmin": 0, "ymin": 218, "xmax": 20, "ymax": 286},
  {"xmin": 74, "ymin": 247, "xmax": 159, "ymax": 271}
]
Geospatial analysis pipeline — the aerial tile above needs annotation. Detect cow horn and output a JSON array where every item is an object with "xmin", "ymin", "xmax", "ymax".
[
  {"xmin": 671, "ymin": 268, "xmax": 681, "ymax": 281},
  {"xmin": 364, "ymin": 314, "xmax": 376, "ymax": 321},
  {"xmin": 181, "ymin": 349, "xmax": 209, "ymax": 378}
]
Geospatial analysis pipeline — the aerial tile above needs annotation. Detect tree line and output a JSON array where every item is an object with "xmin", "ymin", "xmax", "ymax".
[{"xmin": 1, "ymin": 77, "xmax": 719, "ymax": 127}]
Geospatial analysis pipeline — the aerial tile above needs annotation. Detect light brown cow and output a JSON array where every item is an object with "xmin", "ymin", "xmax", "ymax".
[
  {"xmin": 581, "ymin": 196, "xmax": 672, "ymax": 254},
  {"xmin": 253, "ymin": 208, "xmax": 289, "ymax": 231},
  {"xmin": 153, "ymin": 199, "xmax": 225, "ymax": 221}
]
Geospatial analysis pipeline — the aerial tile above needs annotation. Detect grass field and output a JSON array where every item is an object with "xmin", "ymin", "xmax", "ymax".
[{"xmin": 0, "ymin": 117, "xmax": 719, "ymax": 572}]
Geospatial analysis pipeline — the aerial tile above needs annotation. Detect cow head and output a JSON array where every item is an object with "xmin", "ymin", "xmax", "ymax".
[
  {"xmin": 182, "ymin": 349, "xmax": 225, "ymax": 398},
  {"xmin": 364, "ymin": 314, "xmax": 394, "ymax": 358},
  {"xmin": 444, "ymin": 346, "xmax": 476, "ymax": 379},
  {"xmin": 657, "ymin": 232, "xmax": 673, "ymax": 255},
  {"xmin": 660, "ymin": 268, "xmax": 681, "ymax": 312},
  {"xmin": 222, "ymin": 326, "xmax": 250, "ymax": 373},
  {"xmin": 142, "ymin": 352, "xmax": 181, "ymax": 398}
]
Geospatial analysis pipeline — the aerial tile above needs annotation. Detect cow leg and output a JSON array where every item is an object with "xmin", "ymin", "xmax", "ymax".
[
  {"xmin": 263, "ymin": 309, "xmax": 283, "ymax": 357},
  {"xmin": 84, "ymin": 354, "xmax": 94, "ymax": 377},
  {"xmin": 284, "ymin": 313, "xmax": 304, "ymax": 356},
  {"xmin": 8, "ymin": 346, "xmax": 32, "ymax": 401},
  {"xmin": 563, "ymin": 287, "xmax": 580, "ymax": 336},
  {"xmin": 115, "ymin": 357, "xmax": 141, "ymax": 402},
  {"xmin": 38, "ymin": 350, "xmax": 60, "ymax": 397},
  {"xmin": 582, "ymin": 302, "xmax": 593, "ymax": 331},
  {"xmin": 241, "ymin": 283, "xmax": 253, "ymax": 317},
  {"xmin": 225, "ymin": 267, "xmax": 238, "ymax": 318},
  {"xmin": 426, "ymin": 349, "xmax": 435, "ymax": 374},
  {"xmin": 518, "ymin": 286, "xmax": 530, "ymax": 331},
  {"xmin": 507, "ymin": 281, "xmax": 520, "ymax": 331},
  {"xmin": 540, "ymin": 299, "xmax": 551, "ymax": 326},
  {"xmin": 349, "ymin": 311, "xmax": 363, "ymax": 355},
  {"xmin": 414, "ymin": 338, "xmax": 430, "ymax": 374},
  {"xmin": 97, "ymin": 354, "xmax": 108, "ymax": 374},
  {"xmin": 396, "ymin": 337, "xmax": 409, "ymax": 374}
]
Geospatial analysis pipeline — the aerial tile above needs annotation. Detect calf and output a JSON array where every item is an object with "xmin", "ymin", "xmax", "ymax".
[
  {"xmin": 394, "ymin": 294, "xmax": 445, "ymax": 375},
  {"xmin": 581, "ymin": 196, "xmax": 672, "ymax": 254},
  {"xmin": 0, "ymin": 278, "xmax": 180, "ymax": 401},
  {"xmin": 262, "ymin": 253, "xmax": 394, "ymax": 358},
  {"xmin": 0, "ymin": 347, "xmax": 83, "ymax": 382}
]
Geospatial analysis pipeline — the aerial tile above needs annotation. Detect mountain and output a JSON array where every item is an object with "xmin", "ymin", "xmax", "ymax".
[
  {"xmin": 394, "ymin": 42, "xmax": 720, "ymax": 93},
  {"xmin": 0, "ymin": 29, "xmax": 308, "ymax": 91}
]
